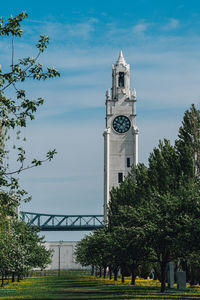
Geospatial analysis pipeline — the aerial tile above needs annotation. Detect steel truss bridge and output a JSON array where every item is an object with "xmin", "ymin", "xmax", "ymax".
[{"xmin": 20, "ymin": 211, "xmax": 104, "ymax": 231}]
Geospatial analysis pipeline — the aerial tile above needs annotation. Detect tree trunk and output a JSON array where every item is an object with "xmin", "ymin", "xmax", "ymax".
[
  {"xmin": 103, "ymin": 267, "xmax": 106, "ymax": 278},
  {"xmin": 108, "ymin": 266, "xmax": 112, "ymax": 279},
  {"xmin": 114, "ymin": 268, "xmax": 118, "ymax": 281},
  {"xmin": 160, "ymin": 261, "xmax": 167, "ymax": 293},
  {"xmin": 99, "ymin": 266, "xmax": 102, "ymax": 278},
  {"xmin": 121, "ymin": 266, "xmax": 125, "ymax": 283},
  {"xmin": 130, "ymin": 264, "xmax": 137, "ymax": 285},
  {"xmin": 91, "ymin": 265, "xmax": 94, "ymax": 276},
  {"xmin": 12, "ymin": 273, "xmax": 15, "ymax": 282},
  {"xmin": 17, "ymin": 274, "xmax": 20, "ymax": 282},
  {"xmin": 95, "ymin": 266, "xmax": 98, "ymax": 277},
  {"xmin": 1, "ymin": 273, "xmax": 4, "ymax": 287}
]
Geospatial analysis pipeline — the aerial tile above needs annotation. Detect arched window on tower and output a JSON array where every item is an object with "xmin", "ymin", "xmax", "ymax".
[{"xmin": 118, "ymin": 72, "xmax": 124, "ymax": 87}]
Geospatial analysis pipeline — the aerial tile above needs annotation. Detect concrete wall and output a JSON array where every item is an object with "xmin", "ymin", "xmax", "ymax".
[{"xmin": 45, "ymin": 241, "xmax": 87, "ymax": 270}]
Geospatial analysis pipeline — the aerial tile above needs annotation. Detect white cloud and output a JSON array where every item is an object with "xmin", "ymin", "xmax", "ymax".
[
  {"xmin": 162, "ymin": 18, "xmax": 180, "ymax": 31},
  {"xmin": 132, "ymin": 22, "xmax": 149, "ymax": 35},
  {"xmin": 24, "ymin": 18, "xmax": 98, "ymax": 42},
  {"xmin": 3, "ymin": 18, "xmax": 200, "ymax": 243},
  {"xmin": 66, "ymin": 18, "xmax": 98, "ymax": 39}
]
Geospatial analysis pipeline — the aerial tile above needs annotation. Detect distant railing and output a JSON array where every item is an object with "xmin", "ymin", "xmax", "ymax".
[{"xmin": 20, "ymin": 211, "xmax": 104, "ymax": 231}]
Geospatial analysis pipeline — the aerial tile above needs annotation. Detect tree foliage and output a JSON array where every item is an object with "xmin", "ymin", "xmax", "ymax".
[
  {"xmin": 0, "ymin": 11, "xmax": 60, "ymax": 283},
  {"xmin": 0, "ymin": 216, "xmax": 51, "ymax": 285},
  {"xmin": 0, "ymin": 12, "xmax": 60, "ymax": 209},
  {"xmin": 76, "ymin": 104, "xmax": 200, "ymax": 293}
]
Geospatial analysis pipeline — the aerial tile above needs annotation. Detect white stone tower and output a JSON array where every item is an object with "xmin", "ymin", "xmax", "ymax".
[{"xmin": 103, "ymin": 51, "xmax": 138, "ymax": 221}]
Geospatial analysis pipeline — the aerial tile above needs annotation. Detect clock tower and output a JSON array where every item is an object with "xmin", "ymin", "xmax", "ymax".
[{"xmin": 103, "ymin": 51, "xmax": 139, "ymax": 221}]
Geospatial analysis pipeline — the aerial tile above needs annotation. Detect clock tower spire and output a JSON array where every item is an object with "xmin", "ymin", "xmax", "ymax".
[
  {"xmin": 103, "ymin": 51, "xmax": 138, "ymax": 221},
  {"xmin": 112, "ymin": 50, "xmax": 131, "ymax": 100}
]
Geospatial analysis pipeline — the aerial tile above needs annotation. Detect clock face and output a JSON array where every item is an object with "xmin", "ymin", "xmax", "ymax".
[{"xmin": 113, "ymin": 115, "xmax": 131, "ymax": 133}]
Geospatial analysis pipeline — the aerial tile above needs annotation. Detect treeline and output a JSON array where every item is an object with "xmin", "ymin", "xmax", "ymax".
[
  {"xmin": 75, "ymin": 105, "xmax": 200, "ymax": 293},
  {"xmin": 0, "ymin": 211, "xmax": 51, "ymax": 286}
]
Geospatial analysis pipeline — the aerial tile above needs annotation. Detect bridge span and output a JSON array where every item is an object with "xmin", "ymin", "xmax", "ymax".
[{"xmin": 20, "ymin": 211, "xmax": 104, "ymax": 231}]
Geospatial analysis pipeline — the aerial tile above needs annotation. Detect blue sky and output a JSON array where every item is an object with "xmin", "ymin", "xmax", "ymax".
[{"xmin": 1, "ymin": 0, "xmax": 200, "ymax": 240}]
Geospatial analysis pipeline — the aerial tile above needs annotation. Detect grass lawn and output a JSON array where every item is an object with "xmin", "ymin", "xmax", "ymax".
[{"xmin": 0, "ymin": 271, "xmax": 200, "ymax": 299}]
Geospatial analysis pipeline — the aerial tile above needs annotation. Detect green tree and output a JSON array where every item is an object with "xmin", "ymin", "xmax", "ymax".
[
  {"xmin": 108, "ymin": 163, "xmax": 149, "ymax": 228},
  {"xmin": 145, "ymin": 184, "xmax": 200, "ymax": 292},
  {"xmin": 12, "ymin": 220, "xmax": 52, "ymax": 278},
  {"xmin": 108, "ymin": 165, "xmax": 152, "ymax": 284},
  {"xmin": 75, "ymin": 228, "xmax": 111, "ymax": 277},
  {"xmin": 108, "ymin": 137, "xmax": 200, "ymax": 292},
  {"xmin": 176, "ymin": 104, "xmax": 200, "ymax": 177},
  {"xmin": 0, "ymin": 216, "xmax": 13, "ymax": 285},
  {"xmin": 0, "ymin": 12, "xmax": 59, "ymax": 212},
  {"xmin": 111, "ymin": 210, "xmax": 153, "ymax": 285},
  {"xmin": 139, "ymin": 139, "xmax": 200, "ymax": 292},
  {"xmin": 180, "ymin": 251, "xmax": 200, "ymax": 285},
  {"xmin": 0, "ymin": 215, "xmax": 52, "ymax": 285},
  {"xmin": 75, "ymin": 234, "xmax": 96, "ymax": 270},
  {"xmin": 0, "ymin": 12, "xmax": 59, "ymax": 283}
]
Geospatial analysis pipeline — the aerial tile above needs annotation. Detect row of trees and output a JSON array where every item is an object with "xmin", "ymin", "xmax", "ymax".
[
  {"xmin": 0, "ymin": 12, "xmax": 60, "ymax": 285},
  {"xmin": 0, "ymin": 214, "xmax": 51, "ymax": 286},
  {"xmin": 76, "ymin": 105, "xmax": 200, "ymax": 293}
]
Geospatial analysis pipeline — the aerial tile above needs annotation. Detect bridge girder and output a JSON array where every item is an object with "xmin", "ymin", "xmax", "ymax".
[{"xmin": 20, "ymin": 211, "xmax": 104, "ymax": 231}]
